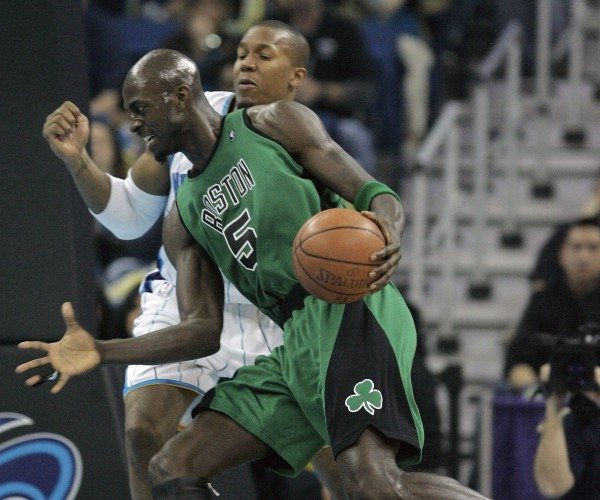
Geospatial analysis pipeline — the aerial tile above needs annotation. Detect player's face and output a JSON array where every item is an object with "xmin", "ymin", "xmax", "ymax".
[
  {"xmin": 122, "ymin": 79, "xmax": 182, "ymax": 162},
  {"xmin": 234, "ymin": 26, "xmax": 303, "ymax": 108},
  {"xmin": 560, "ymin": 226, "xmax": 600, "ymax": 285}
]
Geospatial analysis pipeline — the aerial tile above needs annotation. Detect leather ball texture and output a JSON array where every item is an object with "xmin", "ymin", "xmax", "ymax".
[{"xmin": 292, "ymin": 208, "xmax": 385, "ymax": 303}]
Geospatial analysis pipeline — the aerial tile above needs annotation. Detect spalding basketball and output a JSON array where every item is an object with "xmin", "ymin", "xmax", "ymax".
[{"xmin": 292, "ymin": 208, "xmax": 386, "ymax": 303}]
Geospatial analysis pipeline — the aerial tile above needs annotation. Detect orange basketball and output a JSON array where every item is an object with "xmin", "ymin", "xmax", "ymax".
[{"xmin": 292, "ymin": 208, "xmax": 386, "ymax": 303}]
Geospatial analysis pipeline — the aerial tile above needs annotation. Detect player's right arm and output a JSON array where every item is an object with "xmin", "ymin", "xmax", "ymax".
[
  {"xmin": 43, "ymin": 101, "xmax": 169, "ymax": 239},
  {"xmin": 253, "ymin": 101, "xmax": 403, "ymax": 292},
  {"xmin": 15, "ymin": 206, "xmax": 224, "ymax": 393}
]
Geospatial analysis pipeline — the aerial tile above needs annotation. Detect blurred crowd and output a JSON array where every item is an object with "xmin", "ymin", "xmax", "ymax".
[{"xmin": 85, "ymin": 0, "xmax": 508, "ymax": 181}]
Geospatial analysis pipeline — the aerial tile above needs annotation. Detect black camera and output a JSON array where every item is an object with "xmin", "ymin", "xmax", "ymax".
[{"xmin": 548, "ymin": 323, "xmax": 600, "ymax": 394}]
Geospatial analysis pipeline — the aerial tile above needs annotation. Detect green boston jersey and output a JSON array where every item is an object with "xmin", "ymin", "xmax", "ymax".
[{"xmin": 177, "ymin": 108, "xmax": 343, "ymax": 325}]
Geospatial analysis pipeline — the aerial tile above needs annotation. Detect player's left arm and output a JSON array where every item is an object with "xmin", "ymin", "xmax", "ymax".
[
  {"xmin": 15, "ymin": 206, "xmax": 224, "ymax": 393},
  {"xmin": 255, "ymin": 101, "xmax": 403, "ymax": 290},
  {"xmin": 97, "ymin": 206, "xmax": 225, "ymax": 365}
]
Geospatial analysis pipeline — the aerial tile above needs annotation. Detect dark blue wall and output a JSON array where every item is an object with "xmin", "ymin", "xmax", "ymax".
[
  {"xmin": 0, "ymin": 0, "xmax": 97, "ymax": 344},
  {"xmin": 0, "ymin": 2, "xmax": 130, "ymax": 498}
]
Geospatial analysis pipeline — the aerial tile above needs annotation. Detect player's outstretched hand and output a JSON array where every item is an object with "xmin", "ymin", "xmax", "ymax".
[
  {"xmin": 15, "ymin": 302, "xmax": 101, "ymax": 393},
  {"xmin": 361, "ymin": 210, "xmax": 401, "ymax": 293}
]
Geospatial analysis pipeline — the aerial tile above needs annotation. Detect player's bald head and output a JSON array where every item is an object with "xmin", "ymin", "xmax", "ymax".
[{"xmin": 124, "ymin": 49, "xmax": 202, "ymax": 97}]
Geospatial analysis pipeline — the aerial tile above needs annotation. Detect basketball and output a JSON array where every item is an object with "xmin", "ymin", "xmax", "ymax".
[{"xmin": 292, "ymin": 208, "xmax": 386, "ymax": 303}]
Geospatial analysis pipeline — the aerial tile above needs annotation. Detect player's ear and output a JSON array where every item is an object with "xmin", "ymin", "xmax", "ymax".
[
  {"xmin": 290, "ymin": 67, "xmax": 307, "ymax": 88},
  {"xmin": 175, "ymin": 85, "xmax": 192, "ymax": 109}
]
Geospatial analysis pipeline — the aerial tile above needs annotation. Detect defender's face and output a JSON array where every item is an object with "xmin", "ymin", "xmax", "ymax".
[
  {"xmin": 560, "ymin": 226, "xmax": 600, "ymax": 285},
  {"xmin": 123, "ymin": 80, "xmax": 181, "ymax": 162},
  {"xmin": 233, "ymin": 26, "xmax": 300, "ymax": 108}
]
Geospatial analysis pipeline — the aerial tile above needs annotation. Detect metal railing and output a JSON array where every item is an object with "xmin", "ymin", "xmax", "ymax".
[
  {"xmin": 411, "ymin": 102, "xmax": 462, "ymax": 336},
  {"xmin": 535, "ymin": 0, "xmax": 552, "ymax": 110},
  {"xmin": 468, "ymin": 84, "xmax": 491, "ymax": 293},
  {"xmin": 537, "ymin": 0, "xmax": 597, "ymax": 137},
  {"xmin": 409, "ymin": 22, "xmax": 523, "ymax": 332},
  {"xmin": 475, "ymin": 21, "xmax": 523, "ymax": 253},
  {"xmin": 565, "ymin": 0, "xmax": 587, "ymax": 135}
]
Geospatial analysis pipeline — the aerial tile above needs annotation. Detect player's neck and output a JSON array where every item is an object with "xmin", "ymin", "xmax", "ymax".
[{"xmin": 183, "ymin": 112, "xmax": 223, "ymax": 170}]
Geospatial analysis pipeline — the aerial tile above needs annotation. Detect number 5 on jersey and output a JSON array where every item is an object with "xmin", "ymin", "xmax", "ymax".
[{"xmin": 223, "ymin": 209, "xmax": 257, "ymax": 270}]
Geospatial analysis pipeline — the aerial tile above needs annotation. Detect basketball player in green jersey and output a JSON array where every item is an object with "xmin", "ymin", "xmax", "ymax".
[{"xmin": 17, "ymin": 30, "xmax": 488, "ymax": 499}]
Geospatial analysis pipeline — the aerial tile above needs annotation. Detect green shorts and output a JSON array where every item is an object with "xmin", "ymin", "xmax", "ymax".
[{"xmin": 198, "ymin": 284, "xmax": 424, "ymax": 476}]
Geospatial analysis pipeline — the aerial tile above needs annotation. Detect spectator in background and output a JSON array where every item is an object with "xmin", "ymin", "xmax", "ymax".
[
  {"xmin": 90, "ymin": 115, "xmax": 127, "ymax": 178},
  {"xmin": 162, "ymin": 0, "xmax": 236, "ymax": 91},
  {"xmin": 84, "ymin": 1, "xmax": 151, "ymax": 177},
  {"xmin": 98, "ymin": 256, "xmax": 149, "ymax": 340},
  {"xmin": 504, "ymin": 217, "xmax": 600, "ymax": 389},
  {"xmin": 420, "ymin": 0, "xmax": 499, "ymax": 112},
  {"xmin": 275, "ymin": 0, "xmax": 378, "ymax": 175},
  {"xmin": 223, "ymin": 0, "xmax": 268, "ymax": 37},
  {"xmin": 530, "ymin": 172, "xmax": 600, "ymax": 291},
  {"xmin": 361, "ymin": 0, "xmax": 433, "ymax": 168}
]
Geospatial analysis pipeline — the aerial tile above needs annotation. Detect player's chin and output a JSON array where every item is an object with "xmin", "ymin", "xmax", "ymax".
[
  {"xmin": 235, "ymin": 97, "xmax": 257, "ymax": 109},
  {"xmin": 236, "ymin": 91, "xmax": 263, "ymax": 108},
  {"xmin": 149, "ymin": 144, "xmax": 168, "ymax": 163}
]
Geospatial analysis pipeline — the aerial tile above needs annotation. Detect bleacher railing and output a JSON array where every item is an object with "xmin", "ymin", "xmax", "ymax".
[
  {"xmin": 535, "ymin": 0, "xmax": 552, "ymax": 110},
  {"xmin": 411, "ymin": 102, "xmax": 462, "ymax": 337},
  {"xmin": 471, "ymin": 21, "xmax": 523, "ymax": 294},
  {"xmin": 409, "ymin": 21, "xmax": 523, "ymax": 337},
  {"xmin": 537, "ymin": 0, "xmax": 596, "ymax": 140},
  {"xmin": 565, "ymin": 0, "xmax": 587, "ymax": 137}
]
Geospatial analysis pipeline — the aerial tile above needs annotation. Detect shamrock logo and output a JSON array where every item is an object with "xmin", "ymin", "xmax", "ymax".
[{"xmin": 345, "ymin": 379, "xmax": 383, "ymax": 415}]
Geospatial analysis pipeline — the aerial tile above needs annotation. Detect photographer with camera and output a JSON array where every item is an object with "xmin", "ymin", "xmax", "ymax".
[
  {"xmin": 504, "ymin": 217, "xmax": 600, "ymax": 389},
  {"xmin": 533, "ymin": 343, "xmax": 600, "ymax": 499}
]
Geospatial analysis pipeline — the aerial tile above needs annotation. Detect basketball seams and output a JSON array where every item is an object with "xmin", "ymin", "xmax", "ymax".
[
  {"xmin": 291, "ymin": 208, "xmax": 383, "ymax": 303},
  {"xmin": 292, "ymin": 249, "xmax": 365, "ymax": 299},
  {"xmin": 299, "ymin": 225, "xmax": 385, "ymax": 244},
  {"xmin": 298, "ymin": 227, "xmax": 383, "ymax": 264},
  {"xmin": 297, "ymin": 248, "xmax": 378, "ymax": 266}
]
